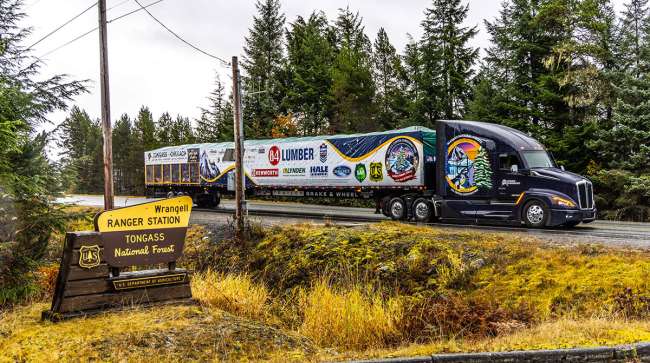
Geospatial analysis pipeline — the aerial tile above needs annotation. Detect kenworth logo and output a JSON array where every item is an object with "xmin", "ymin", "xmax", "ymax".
[{"xmin": 310, "ymin": 165, "xmax": 328, "ymax": 177}]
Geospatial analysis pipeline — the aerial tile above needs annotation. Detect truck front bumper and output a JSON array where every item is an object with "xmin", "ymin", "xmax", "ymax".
[{"xmin": 548, "ymin": 208, "xmax": 597, "ymax": 226}]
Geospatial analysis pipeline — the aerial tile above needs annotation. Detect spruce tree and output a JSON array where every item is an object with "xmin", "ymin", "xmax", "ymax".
[
  {"xmin": 372, "ymin": 28, "xmax": 404, "ymax": 130},
  {"xmin": 283, "ymin": 12, "xmax": 335, "ymax": 135},
  {"xmin": 0, "ymin": 0, "xmax": 86, "ymax": 303},
  {"xmin": 132, "ymin": 106, "xmax": 157, "ymax": 194},
  {"xmin": 170, "ymin": 115, "xmax": 195, "ymax": 145},
  {"xmin": 112, "ymin": 114, "xmax": 133, "ymax": 194},
  {"xmin": 419, "ymin": 0, "xmax": 478, "ymax": 121},
  {"xmin": 400, "ymin": 35, "xmax": 424, "ymax": 126},
  {"xmin": 617, "ymin": 0, "xmax": 650, "ymax": 77},
  {"xmin": 330, "ymin": 7, "xmax": 376, "ymax": 133},
  {"xmin": 196, "ymin": 74, "xmax": 233, "ymax": 142},
  {"xmin": 56, "ymin": 107, "xmax": 103, "ymax": 193},
  {"xmin": 242, "ymin": 0, "xmax": 285, "ymax": 138},
  {"xmin": 156, "ymin": 112, "xmax": 173, "ymax": 146}
]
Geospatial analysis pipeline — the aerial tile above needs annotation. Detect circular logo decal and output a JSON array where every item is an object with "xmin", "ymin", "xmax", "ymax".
[
  {"xmin": 385, "ymin": 138, "xmax": 419, "ymax": 182},
  {"xmin": 268, "ymin": 145, "xmax": 280, "ymax": 166},
  {"xmin": 445, "ymin": 136, "xmax": 492, "ymax": 195}
]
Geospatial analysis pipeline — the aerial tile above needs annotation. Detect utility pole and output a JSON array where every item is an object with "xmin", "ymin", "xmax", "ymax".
[
  {"xmin": 231, "ymin": 56, "xmax": 246, "ymax": 236},
  {"xmin": 99, "ymin": 0, "xmax": 114, "ymax": 210}
]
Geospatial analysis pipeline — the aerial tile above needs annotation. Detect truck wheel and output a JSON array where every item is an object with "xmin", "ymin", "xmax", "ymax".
[
  {"xmin": 388, "ymin": 197, "xmax": 407, "ymax": 221},
  {"xmin": 166, "ymin": 191, "xmax": 175, "ymax": 199},
  {"xmin": 523, "ymin": 200, "xmax": 548, "ymax": 228},
  {"xmin": 213, "ymin": 194, "xmax": 221, "ymax": 208},
  {"xmin": 412, "ymin": 198, "xmax": 433, "ymax": 223}
]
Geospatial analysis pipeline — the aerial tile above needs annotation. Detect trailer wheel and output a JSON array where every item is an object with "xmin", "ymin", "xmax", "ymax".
[
  {"xmin": 166, "ymin": 191, "xmax": 175, "ymax": 199},
  {"xmin": 388, "ymin": 197, "xmax": 407, "ymax": 221},
  {"xmin": 412, "ymin": 198, "xmax": 433, "ymax": 223},
  {"xmin": 523, "ymin": 200, "xmax": 548, "ymax": 228}
]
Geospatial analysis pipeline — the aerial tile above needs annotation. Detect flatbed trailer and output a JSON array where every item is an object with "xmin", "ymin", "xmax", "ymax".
[{"xmin": 145, "ymin": 120, "xmax": 596, "ymax": 228}]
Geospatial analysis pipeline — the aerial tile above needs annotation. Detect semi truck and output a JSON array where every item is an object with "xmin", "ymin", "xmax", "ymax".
[{"xmin": 144, "ymin": 120, "xmax": 596, "ymax": 228}]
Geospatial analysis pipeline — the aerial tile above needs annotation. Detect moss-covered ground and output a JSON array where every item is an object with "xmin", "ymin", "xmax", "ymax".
[{"xmin": 3, "ymin": 216, "xmax": 650, "ymax": 361}]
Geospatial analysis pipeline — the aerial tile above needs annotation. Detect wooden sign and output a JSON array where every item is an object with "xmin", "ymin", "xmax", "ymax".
[
  {"xmin": 42, "ymin": 197, "xmax": 194, "ymax": 322},
  {"xmin": 95, "ymin": 196, "xmax": 192, "ymax": 267}
]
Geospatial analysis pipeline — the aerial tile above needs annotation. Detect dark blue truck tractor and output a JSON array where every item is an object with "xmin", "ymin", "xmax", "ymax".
[{"xmin": 432, "ymin": 120, "xmax": 596, "ymax": 228}]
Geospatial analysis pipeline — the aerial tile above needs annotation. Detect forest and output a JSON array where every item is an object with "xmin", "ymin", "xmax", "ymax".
[{"xmin": 55, "ymin": 0, "xmax": 650, "ymax": 221}]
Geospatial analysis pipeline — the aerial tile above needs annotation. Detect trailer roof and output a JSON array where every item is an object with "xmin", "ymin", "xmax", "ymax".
[{"xmin": 146, "ymin": 126, "xmax": 435, "ymax": 153}]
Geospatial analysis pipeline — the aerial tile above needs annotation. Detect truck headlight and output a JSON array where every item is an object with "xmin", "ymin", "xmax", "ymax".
[{"xmin": 551, "ymin": 196, "xmax": 576, "ymax": 208}]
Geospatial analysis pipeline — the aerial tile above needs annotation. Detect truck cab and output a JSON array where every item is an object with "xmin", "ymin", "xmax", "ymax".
[{"xmin": 434, "ymin": 120, "xmax": 596, "ymax": 228}]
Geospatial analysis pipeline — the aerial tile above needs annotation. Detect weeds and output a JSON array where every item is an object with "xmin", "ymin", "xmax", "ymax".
[
  {"xmin": 192, "ymin": 269, "xmax": 269, "ymax": 320},
  {"xmin": 298, "ymin": 279, "xmax": 402, "ymax": 350}
]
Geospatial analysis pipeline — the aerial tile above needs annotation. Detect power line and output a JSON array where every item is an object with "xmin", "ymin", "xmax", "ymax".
[
  {"xmin": 39, "ymin": 0, "xmax": 165, "ymax": 58},
  {"xmin": 107, "ymin": 0, "xmax": 131, "ymax": 11},
  {"xmin": 26, "ymin": 1, "xmax": 97, "ymax": 51},
  {"xmin": 132, "ymin": 0, "xmax": 230, "ymax": 66}
]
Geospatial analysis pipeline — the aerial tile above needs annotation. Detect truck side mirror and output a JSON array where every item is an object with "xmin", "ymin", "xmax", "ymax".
[{"xmin": 510, "ymin": 164, "xmax": 519, "ymax": 173}]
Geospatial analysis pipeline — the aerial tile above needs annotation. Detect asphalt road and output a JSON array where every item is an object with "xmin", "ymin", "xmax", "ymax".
[{"xmin": 57, "ymin": 195, "xmax": 650, "ymax": 248}]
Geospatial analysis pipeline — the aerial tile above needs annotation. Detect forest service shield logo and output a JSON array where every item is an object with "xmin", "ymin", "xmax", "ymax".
[
  {"xmin": 79, "ymin": 245, "xmax": 101, "ymax": 269},
  {"xmin": 369, "ymin": 162, "xmax": 383, "ymax": 182}
]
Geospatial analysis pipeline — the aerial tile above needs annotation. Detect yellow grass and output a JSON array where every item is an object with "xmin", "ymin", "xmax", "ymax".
[
  {"xmin": 299, "ymin": 279, "xmax": 403, "ymax": 350},
  {"xmin": 327, "ymin": 318, "xmax": 650, "ymax": 361},
  {"xmin": 192, "ymin": 269, "xmax": 269, "ymax": 320}
]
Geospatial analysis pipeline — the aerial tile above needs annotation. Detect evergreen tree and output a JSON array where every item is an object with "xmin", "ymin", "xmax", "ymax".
[
  {"xmin": 196, "ymin": 74, "xmax": 233, "ymax": 142},
  {"xmin": 170, "ymin": 115, "xmax": 195, "ymax": 145},
  {"xmin": 330, "ymin": 7, "xmax": 376, "ymax": 133},
  {"xmin": 0, "ymin": 0, "xmax": 86, "ymax": 303},
  {"xmin": 156, "ymin": 112, "xmax": 173, "ymax": 146},
  {"xmin": 56, "ymin": 107, "xmax": 104, "ymax": 193},
  {"xmin": 242, "ymin": 0, "xmax": 285, "ymax": 138},
  {"xmin": 400, "ymin": 35, "xmax": 424, "ymax": 126},
  {"xmin": 592, "ymin": 74, "xmax": 650, "ymax": 172},
  {"xmin": 112, "ymin": 114, "xmax": 133, "ymax": 194},
  {"xmin": 473, "ymin": 147, "xmax": 493, "ymax": 190},
  {"xmin": 283, "ymin": 12, "xmax": 335, "ymax": 135},
  {"xmin": 617, "ymin": 0, "xmax": 650, "ymax": 77},
  {"xmin": 131, "ymin": 106, "xmax": 157, "ymax": 194},
  {"xmin": 419, "ymin": 0, "xmax": 478, "ymax": 121},
  {"xmin": 372, "ymin": 28, "xmax": 404, "ymax": 130}
]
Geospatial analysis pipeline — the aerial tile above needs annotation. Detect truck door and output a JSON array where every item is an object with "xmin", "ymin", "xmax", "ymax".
[
  {"xmin": 475, "ymin": 152, "xmax": 526, "ymax": 223},
  {"xmin": 496, "ymin": 153, "xmax": 527, "ymax": 201}
]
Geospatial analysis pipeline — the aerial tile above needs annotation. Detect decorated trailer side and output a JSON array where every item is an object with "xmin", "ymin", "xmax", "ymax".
[{"xmin": 145, "ymin": 121, "xmax": 597, "ymax": 228}]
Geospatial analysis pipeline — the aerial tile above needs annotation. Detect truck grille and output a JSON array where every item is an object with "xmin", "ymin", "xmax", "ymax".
[{"xmin": 576, "ymin": 181, "xmax": 594, "ymax": 210}]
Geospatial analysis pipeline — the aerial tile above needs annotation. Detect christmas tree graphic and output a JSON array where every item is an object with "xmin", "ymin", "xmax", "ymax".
[{"xmin": 473, "ymin": 146, "xmax": 493, "ymax": 190}]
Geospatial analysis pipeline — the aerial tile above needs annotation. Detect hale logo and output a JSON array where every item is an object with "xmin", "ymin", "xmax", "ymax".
[
  {"xmin": 310, "ymin": 165, "xmax": 328, "ymax": 177},
  {"xmin": 355, "ymin": 163, "xmax": 367, "ymax": 182},
  {"xmin": 268, "ymin": 146, "xmax": 280, "ymax": 166},
  {"xmin": 370, "ymin": 162, "xmax": 383, "ymax": 182},
  {"xmin": 78, "ymin": 245, "xmax": 101, "ymax": 269},
  {"xmin": 320, "ymin": 143, "xmax": 328, "ymax": 163}
]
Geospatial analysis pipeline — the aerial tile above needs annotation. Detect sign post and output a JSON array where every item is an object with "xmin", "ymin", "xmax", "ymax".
[{"xmin": 43, "ymin": 197, "xmax": 194, "ymax": 321}]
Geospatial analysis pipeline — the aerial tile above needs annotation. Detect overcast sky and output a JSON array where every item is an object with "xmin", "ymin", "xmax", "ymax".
[{"xmin": 24, "ymin": 0, "xmax": 627, "ymax": 135}]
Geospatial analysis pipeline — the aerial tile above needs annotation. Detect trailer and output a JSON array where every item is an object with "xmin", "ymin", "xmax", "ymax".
[{"xmin": 145, "ymin": 120, "xmax": 597, "ymax": 228}]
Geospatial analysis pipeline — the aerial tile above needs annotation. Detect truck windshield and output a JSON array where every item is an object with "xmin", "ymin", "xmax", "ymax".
[{"xmin": 522, "ymin": 151, "xmax": 555, "ymax": 168}]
